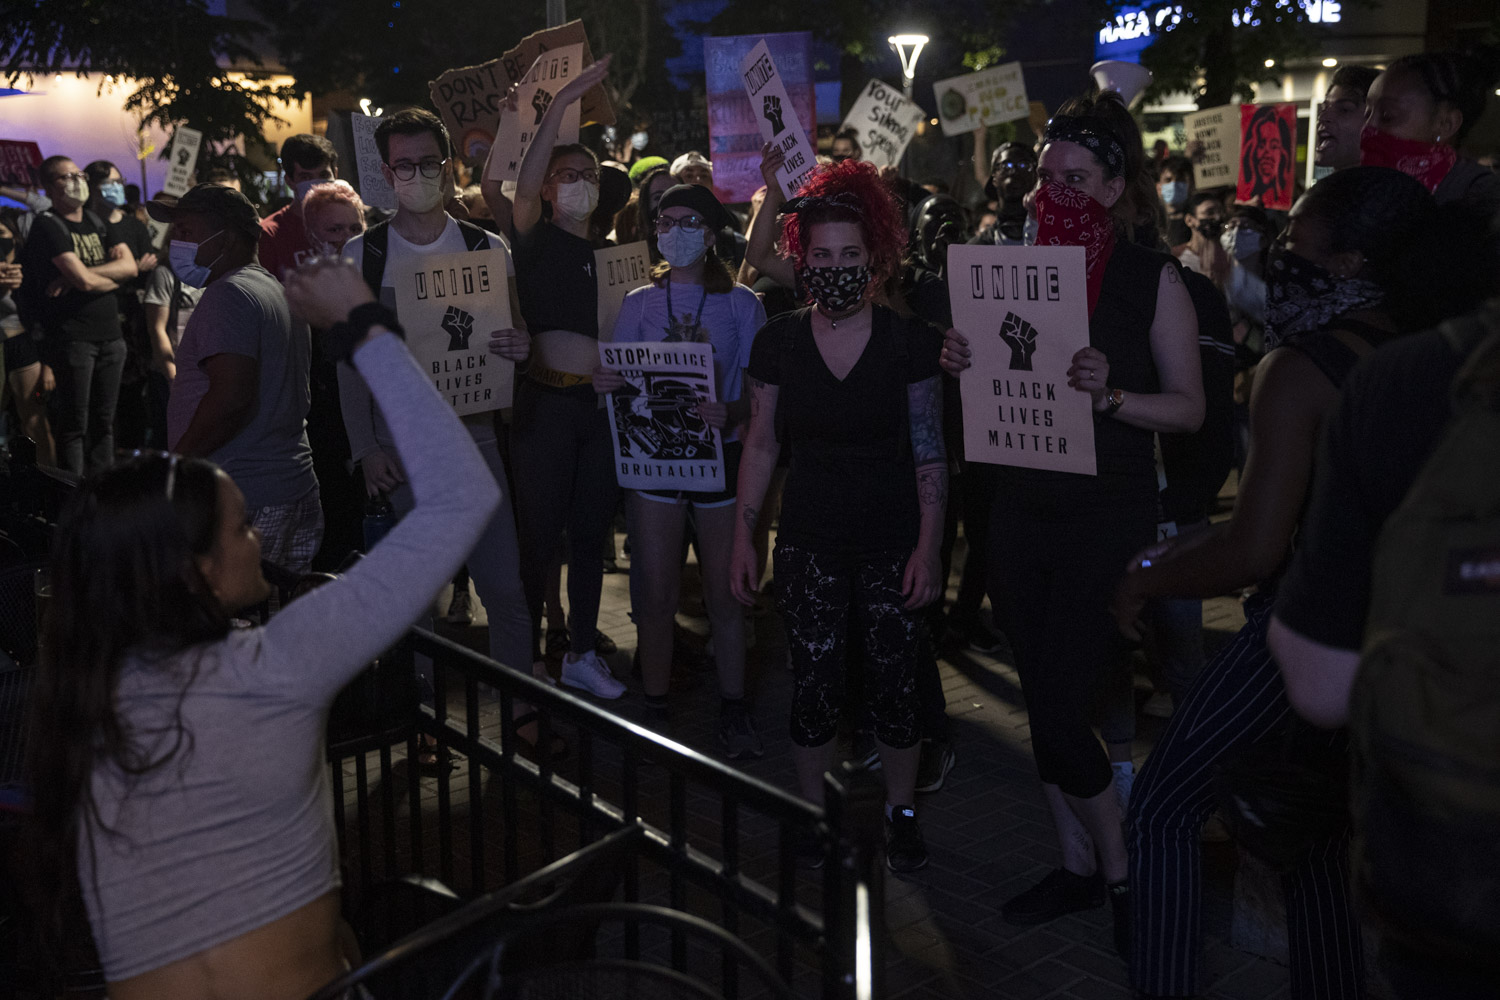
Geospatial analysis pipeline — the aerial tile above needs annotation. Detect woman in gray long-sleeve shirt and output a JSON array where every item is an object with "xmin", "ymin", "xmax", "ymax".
[{"xmin": 21, "ymin": 260, "xmax": 500, "ymax": 1000}]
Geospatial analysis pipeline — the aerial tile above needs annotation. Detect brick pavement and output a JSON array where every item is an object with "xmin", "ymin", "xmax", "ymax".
[{"xmin": 407, "ymin": 510, "xmax": 1297, "ymax": 999}]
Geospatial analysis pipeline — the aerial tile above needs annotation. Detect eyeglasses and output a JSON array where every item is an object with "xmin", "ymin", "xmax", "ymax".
[
  {"xmin": 51, "ymin": 171, "xmax": 87, "ymax": 184},
  {"xmin": 654, "ymin": 214, "xmax": 707, "ymax": 234},
  {"xmin": 547, "ymin": 167, "xmax": 599, "ymax": 184},
  {"xmin": 129, "ymin": 449, "xmax": 180, "ymax": 500},
  {"xmin": 389, "ymin": 158, "xmax": 448, "ymax": 181}
]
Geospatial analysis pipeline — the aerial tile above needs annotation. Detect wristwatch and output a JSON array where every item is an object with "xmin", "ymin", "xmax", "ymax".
[
  {"xmin": 1104, "ymin": 387, "xmax": 1126, "ymax": 416},
  {"xmin": 327, "ymin": 302, "xmax": 404, "ymax": 364}
]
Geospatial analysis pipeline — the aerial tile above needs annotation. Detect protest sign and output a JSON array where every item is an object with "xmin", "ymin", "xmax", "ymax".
[
  {"xmin": 1183, "ymin": 104, "xmax": 1240, "ymax": 189},
  {"xmin": 350, "ymin": 113, "xmax": 397, "ymax": 211},
  {"xmin": 947, "ymin": 244, "xmax": 1096, "ymax": 476},
  {"xmin": 1237, "ymin": 103, "xmax": 1297, "ymax": 210},
  {"xmin": 739, "ymin": 40, "xmax": 818, "ymax": 200},
  {"xmin": 428, "ymin": 20, "xmax": 612, "ymax": 162},
  {"xmin": 485, "ymin": 44, "xmax": 584, "ymax": 184},
  {"xmin": 393, "ymin": 247, "xmax": 514, "ymax": 415},
  {"xmin": 934, "ymin": 62, "xmax": 1029, "ymax": 137},
  {"xmin": 162, "ymin": 127, "xmax": 203, "ymax": 197},
  {"xmin": 0, "ymin": 140, "xmax": 43, "ymax": 187},
  {"xmin": 600, "ymin": 340, "xmax": 724, "ymax": 492},
  {"xmin": 704, "ymin": 32, "xmax": 815, "ymax": 203},
  {"xmin": 596, "ymin": 241, "xmax": 652, "ymax": 340},
  {"xmin": 839, "ymin": 79, "xmax": 923, "ymax": 169}
]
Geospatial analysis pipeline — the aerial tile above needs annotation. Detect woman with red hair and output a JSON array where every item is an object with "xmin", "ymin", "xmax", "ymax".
[
  {"xmin": 730, "ymin": 152, "xmax": 946, "ymax": 873},
  {"xmin": 300, "ymin": 180, "xmax": 366, "ymax": 258}
]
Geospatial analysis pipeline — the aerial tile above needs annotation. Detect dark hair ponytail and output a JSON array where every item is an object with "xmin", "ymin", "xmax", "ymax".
[
  {"xmin": 1053, "ymin": 89, "xmax": 1157, "ymax": 242},
  {"xmin": 1386, "ymin": 47, "xmax": 1500, "ymax": 144},
  {"xmin": 21, "ymin": 454, "xmax": 231, "ymax": 937},
  {"xmin": 1301, "ymin": 166, "xmax": 1499, "ymax": 331}
]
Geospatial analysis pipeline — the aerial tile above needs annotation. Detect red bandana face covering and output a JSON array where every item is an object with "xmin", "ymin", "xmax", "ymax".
[
  {"xmin": 1359, "ymin": 126, "xmax": 1458, "ymax": 194},
  {"xmin": 1033, "ymin": 182, "xmax": 1116, "ymax": 315}
]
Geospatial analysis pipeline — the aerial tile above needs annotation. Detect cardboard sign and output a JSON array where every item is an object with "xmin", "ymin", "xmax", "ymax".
[
  {"xmin": 1184, "ymin": 104, "xmax": 1240, "ymax": 189},
  {"xmin": 163, "ymin": 127, "xmax": 203, "ymax": 197},
  {"xmin": 934, "ymin": 62, "xmax": 1029, "ymax": 137},
  {"xmin": 0, "ymin": 140, "xmax": 43, "ymax": 187},
  {"xmin": 947, "ymin": 244, "xmax": 1096, "ymax": 476},
  {"xmin": 739, "ymin": 40, "xmax": 817, "ymax": 200},
  {"xmin": 1238, "ymin": 103, "xmax": 1297, "ymax": 210},
  {"xmin": 350, "ymin": 113, "xmax": 397, "ymax": 211},
  {"xmin": 600, "ymin": 341, "xmax": 724, "ymax": 492},
  {"xmin": 596, "ymin": 241, "xmax": 652, "ymax": 340},
  {"xmin": 704, "ymin": 32, "xmax": 816, "ymax": 204},
  {"xmin": 839, "ymin": 79, "xmax": 924, "ymax": 169},
  {"xmin": 428, "ymin": 20, "xmax": 613, "ymax": 163},
  {"xmin": 393, "ymin": 247, "xmax": 515, "ymax": 415},
  {"xmin": 485, "ymin": 44, "xmax": 584, "ymax": 184}
]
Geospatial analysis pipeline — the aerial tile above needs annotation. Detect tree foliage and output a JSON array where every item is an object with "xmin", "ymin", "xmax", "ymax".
[{"xmin": 0, "ymin": 0, "xmax": 300, "ymax": 156}]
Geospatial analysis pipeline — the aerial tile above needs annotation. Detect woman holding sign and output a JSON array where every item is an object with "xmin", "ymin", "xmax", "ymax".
[
  {"xmin": 730, "ymin": 160, "xmax": 946, "ymax": 874},
  {"xmin": 500, "ymin": 55, "xmax": 630, "ymax": 699},
  {"xmin": 594, "ymin": 184, "xmax": 768, "ymax": 758},
  {"xmin": 940, "ymin": 90, "xmax": 1204, "ymax": 950}
]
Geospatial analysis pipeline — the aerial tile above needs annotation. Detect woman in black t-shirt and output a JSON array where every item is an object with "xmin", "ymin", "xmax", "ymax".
[
  {"xmin": 730, "ymin": 160, "xmax": 946, "ymax": 874},
  {"xmin": 941, "ymin": 92, "xmax": 1205, "ymax": 949},
  {"xmin": 493, "ymin": 57, "xmax": 629, "ymax": 700}
]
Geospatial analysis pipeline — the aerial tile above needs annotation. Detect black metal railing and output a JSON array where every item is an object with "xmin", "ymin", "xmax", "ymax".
[{"xmin": 326, "ymin": 627, "xmax": 886, "ymax": 1000}]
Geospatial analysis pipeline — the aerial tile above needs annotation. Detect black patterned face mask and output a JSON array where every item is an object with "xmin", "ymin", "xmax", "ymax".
[
  {"xmin": 799, "ymin": 263, "xmax": 871, "ymax": 314},
  {"xmin": 1263, "ymin": 246, "xmax": 1385, "ymax": 351}
]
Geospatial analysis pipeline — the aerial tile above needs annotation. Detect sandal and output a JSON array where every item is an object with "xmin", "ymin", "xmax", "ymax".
[{"xmin": 509, "ymin": 710, "xmax": 569, "ymax": 762}]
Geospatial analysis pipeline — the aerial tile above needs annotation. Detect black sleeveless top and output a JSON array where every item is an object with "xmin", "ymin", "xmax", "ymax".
[{"xmin": 995, "ymin": 237, "xmax": 1175, "ymax": 511}]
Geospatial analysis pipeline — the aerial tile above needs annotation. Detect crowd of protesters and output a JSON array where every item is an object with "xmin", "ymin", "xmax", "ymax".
[{"xmin": 6, "ymin": 41, "xmax": 1500, "ymax": 1000}]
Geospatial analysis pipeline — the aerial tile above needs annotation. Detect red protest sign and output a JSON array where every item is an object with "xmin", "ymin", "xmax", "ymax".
[
  {"xmin": 0, "ymin": 140, "xmax": 43, "ymax": 188},
  {"xmin": 1237, "ymin": 103, "xmax": 1297, "ymax": 211}
]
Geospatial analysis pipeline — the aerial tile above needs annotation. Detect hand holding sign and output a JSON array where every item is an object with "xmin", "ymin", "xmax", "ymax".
[{"xmin": 559, "ymin": 55, "xmax": 613, "ymax": 111}]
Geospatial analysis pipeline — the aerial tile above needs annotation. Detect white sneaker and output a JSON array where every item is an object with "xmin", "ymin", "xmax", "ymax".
[{"xmin": 560, "ymin": 650, "xmax": 626, "ymax": 700}]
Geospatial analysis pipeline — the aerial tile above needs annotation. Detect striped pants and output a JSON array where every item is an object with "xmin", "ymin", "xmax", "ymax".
[{"xmin": 1127, "ymin": 595, "xmax": 1364, "ymax": 998}]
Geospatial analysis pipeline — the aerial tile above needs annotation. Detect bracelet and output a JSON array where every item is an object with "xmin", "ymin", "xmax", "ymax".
[
  {"xmin": 327, "ymin": 302, "xmax": 404, "ymax": 364},
  {"xmin": 1104, "ymin": 387, "xmax": 1125, "ymax": 416}
]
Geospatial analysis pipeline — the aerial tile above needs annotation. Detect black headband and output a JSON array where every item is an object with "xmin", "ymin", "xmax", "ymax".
[
  {"xmin": 1042, "ymin": 115, "xmax": 1127, "ymax": 179},
  {"xmin": 778, "ymin": 191, "xmax": 866, "ymax": 220}
]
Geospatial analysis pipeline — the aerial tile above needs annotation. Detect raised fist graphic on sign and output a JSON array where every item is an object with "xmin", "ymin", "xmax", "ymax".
[
  {"xmin": 441, "ymin": 306, "xmax": 475, "ymax": 352},
  {"xmin": 998, "ymin": 311, "xmax": 1039, "ymax": 371},
  {"xmin": 762, "ymin": 95, "xmax": 786, "ymax": 136},
  {"xmin": 532, "ymin": 89, "xmax": 554, "ymax": 125}
]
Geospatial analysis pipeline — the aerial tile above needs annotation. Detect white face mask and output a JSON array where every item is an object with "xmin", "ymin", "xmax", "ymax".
[
  {"xmin": 62, "ymin": 176, "xmax": 89, "ymax": 204},
  {"xmin": 392, "ymin": 173, "xmax": 444, "ymax": 214},
  {"xmin": 553, "ymin": 180, "xmax": 599, "ymax": 222}
]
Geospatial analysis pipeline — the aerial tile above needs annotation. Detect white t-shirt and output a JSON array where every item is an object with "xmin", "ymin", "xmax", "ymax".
[{"xmin": 336, "ymin": 217, "xmax": 516, "ymax": 462}]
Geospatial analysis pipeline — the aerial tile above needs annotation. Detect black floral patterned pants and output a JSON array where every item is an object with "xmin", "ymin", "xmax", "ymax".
[{"xmin": 774, "ymin": 542, "xmax": 923, "ymax": 749}]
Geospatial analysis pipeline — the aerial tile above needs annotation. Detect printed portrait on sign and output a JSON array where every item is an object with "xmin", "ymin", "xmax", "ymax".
[{"xmin": 1238, "ymin": 104, "xmax": 1295, "ymax": 210}]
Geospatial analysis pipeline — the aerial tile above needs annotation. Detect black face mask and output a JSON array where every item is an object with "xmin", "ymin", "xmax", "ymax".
[
  {"xmin": 1196, "ymin": 217, "xmax": 1225, "ymax": 242},
  {"xmin": 799, "ymin": 263, "xmax": 871, "ymax": 314}
]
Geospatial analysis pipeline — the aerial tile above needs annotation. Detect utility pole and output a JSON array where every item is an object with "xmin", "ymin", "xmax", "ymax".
[{"xmin": 547, "ymin": 0, "xmax": 565, "ymax": 27}]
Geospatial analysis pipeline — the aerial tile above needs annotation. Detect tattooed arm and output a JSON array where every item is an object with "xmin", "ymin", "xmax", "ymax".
[
  {"xmin": 730, "ymin": 374, "xmax": 782, "ymax": 605},
  {"xmin": 903, "ymin": 374, "xmax": 947, "ymax": 609}
]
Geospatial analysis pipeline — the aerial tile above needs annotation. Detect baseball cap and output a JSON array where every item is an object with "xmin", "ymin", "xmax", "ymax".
[
  {"xmin": 669, "ymin": 151, "xmax": 713, "ymax": 177},
  {"xmin": 147, "ymin": 183, "xmax": 263, "ymax": 239}
]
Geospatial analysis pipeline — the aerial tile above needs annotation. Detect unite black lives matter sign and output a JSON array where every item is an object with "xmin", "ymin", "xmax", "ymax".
[
  {"xmin": 948, "ymin": 244, "xmax": 1097, "ymax": 476},
  {"xmin": 395, "ymin": 247, "xmax": 515, "ymax": 415},
  {"xmin": 739, "ymin": 39, "xmax": 817, "ymax": 199}
]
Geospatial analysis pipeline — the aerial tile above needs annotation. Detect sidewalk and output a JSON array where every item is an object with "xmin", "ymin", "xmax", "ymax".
[{"xmin": 432, "ymin": 522, "xmax": 1290, "ymax": 999}]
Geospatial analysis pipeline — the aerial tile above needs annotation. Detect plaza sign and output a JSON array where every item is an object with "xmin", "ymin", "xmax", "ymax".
[{"xmin": 1096, "ymin": 1, "xmax": 1342, "ymax": 61}]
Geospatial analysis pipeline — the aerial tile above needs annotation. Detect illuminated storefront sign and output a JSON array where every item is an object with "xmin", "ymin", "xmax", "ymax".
[{"xmin": 1096, "ymin": 1, "xmax": 1342, "ymax": 61}]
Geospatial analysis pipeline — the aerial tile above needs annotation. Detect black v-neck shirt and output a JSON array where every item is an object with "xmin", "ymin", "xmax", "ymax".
[{"xmin": 748, "ymin": 305, "xmax": 943, "ymax": 556}]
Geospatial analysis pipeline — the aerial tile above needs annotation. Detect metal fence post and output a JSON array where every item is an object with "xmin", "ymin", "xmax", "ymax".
[{"xmin": 822, "ymin": 762, "xmax": 886, "ymax": 1000}]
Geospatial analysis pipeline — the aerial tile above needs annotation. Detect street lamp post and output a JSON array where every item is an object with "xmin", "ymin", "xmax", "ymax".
[
  {"xmin": 546, "ymin": 0, "xmax": 565, "ymax": 27},
  {"xmin": 888, "ymin": 34, "xmax": 929, "ymax": 176}
]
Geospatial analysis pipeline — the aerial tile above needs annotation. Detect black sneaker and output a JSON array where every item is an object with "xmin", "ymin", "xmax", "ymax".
[
  {"xmin": 718, "ymin": 704, "xmax": 765, "ymax": 760},
  {"xmin": 1109, "ymin": 880, "xmax": 1131, "ymax": 960},
  {"xmin": 545, "ymin": 625, "xmax": 570, "ymax": 658},
  {"xmin": 885, "ymin": 806, "xmax": 928, "ymax": 873},
  {"xmin": 1001, "ymin": 868, "xmax": 1105, "ymax": 925},
  {"xmin": 914, "ymin": 740, "xmax": 956, "ymax": 794}
]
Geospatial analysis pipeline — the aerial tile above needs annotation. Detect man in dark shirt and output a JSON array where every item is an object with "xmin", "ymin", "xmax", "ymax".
[{"xmin": 18, "ymin": 154, "xmax": 140, "ymax": 475}]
